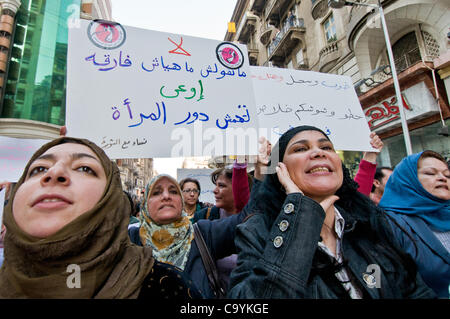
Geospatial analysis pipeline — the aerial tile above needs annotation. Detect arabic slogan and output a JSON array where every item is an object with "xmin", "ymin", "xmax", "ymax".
[
  {"xmin": 250, "ymin": 66, "xmax": 374, "ymax": 152},
  {"xmin": 67, "ymin": 20, "xmax": 258, "ymax": 158}
]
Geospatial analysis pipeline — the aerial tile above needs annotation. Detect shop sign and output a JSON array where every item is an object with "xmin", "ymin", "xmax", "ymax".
[{"xmin": 364, "ymin": 81, "xmax": 439, "ymax": 132}]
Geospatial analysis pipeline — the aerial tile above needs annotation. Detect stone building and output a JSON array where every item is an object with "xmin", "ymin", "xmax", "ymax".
[{"xmin": 225, "ymin": 0, "xmax": 450, "ymax": 166}]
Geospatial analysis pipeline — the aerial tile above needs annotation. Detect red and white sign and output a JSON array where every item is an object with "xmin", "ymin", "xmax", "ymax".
[{"xmin": 364, "ymin": 81, "xmax": 439, "ymax": 133}]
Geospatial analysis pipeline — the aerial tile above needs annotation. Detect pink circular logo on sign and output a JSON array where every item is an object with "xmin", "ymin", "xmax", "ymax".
[
  {"xmin": 216, "ymin": 42, "xmax": 244, "ymax": 69},
  {"xmin": 220, "ymin": 47, "xmax": 240, "ymax": 65},
  {"xmin": 88, "ymin": 21, "xmax": 126, "ymax": 49}
]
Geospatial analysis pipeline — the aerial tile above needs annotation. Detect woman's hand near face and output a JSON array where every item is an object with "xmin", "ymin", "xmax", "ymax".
[
  {"xmin": 276, "ymin": 162, "xmax": 302, "ymax": 194},
  {"xmin": 276, "ymin": 162, "xmax": 339, "ymax": 212}
]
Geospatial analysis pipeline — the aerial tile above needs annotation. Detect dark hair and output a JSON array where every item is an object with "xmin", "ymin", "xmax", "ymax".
[
  {"xmin": 211, "ymin": 167, "xmax": 253, "ymax": 190},
  {"xmin": 371, "ymin": 166, "xmax": 393, "ymax": 193},
  {"xmin": 211, "ymin": 167, "xmax": 232, "ymax": 185},
  {"xmin": 418, "ymin": 150, "xmax": 446, "ymax": 166},
  {"xmin": 179, "ymin": 177, "xmax": 201, "ymax": 193}
]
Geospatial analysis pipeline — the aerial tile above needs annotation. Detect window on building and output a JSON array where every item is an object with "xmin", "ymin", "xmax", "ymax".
[
  {"xmin": 296, "ymin": 48, "xmax": 304, "ymax": 65},
  {"xmin": 1, "ymin": 0, "xmax": 81, "ymax": 125},
  {"xmin": 323, "ymin": 14, "xmax": 337, "ymax": 43},
  {"xmin": 392, "ymin": 31, "xmax": 421, "ymax": 72},
  {"xmin": 287, "ymin": 59, "xmax": 294, "ymax": 69}
]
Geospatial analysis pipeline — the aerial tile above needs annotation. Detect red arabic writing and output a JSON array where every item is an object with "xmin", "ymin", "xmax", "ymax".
[{"xmin": 365, "ymin": 95, "xmax": 411, "ymax": 129}]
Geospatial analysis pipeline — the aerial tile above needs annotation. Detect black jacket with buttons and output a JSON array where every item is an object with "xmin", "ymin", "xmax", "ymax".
[{"xmin": 228, "ymin": 192, "xmax": 436, "ymax": 299}]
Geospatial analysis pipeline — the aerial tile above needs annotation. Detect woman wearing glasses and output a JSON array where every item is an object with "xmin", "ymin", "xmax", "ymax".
[{"xmin": 179, "ymin": 178, "xmax": 212, "ymax": 220}]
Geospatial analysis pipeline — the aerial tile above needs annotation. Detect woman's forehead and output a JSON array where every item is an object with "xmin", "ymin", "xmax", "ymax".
[
  {"xmin": 40, "ymin": 143, "xmax": 99, "ymax": 159},
  {"xmin": 217, "ymin": 174, "xmax": 231, "ymax": 183},
  {"xmin": 419, "ymin": 156, "xmax": 447, "ymax": 169},
  {"xmin": 288, "ymin": 130, "xmax": 329, "ymax": 145},
  {"xmin": 183, "ymin": 181, "xmax": 198, "ymax": 189},
  {"xmin": 153, "ymin": 176, "xmax": 177, "ymax": 188}
]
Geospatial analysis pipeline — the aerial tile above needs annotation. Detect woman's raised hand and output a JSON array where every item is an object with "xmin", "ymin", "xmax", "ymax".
[{"xmin": 276, "ymin": 162, "xmax": 302, "ymax": 194}]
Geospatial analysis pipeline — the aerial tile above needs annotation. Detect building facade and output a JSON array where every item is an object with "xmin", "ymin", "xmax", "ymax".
[
  {"xmin": 0, "ymin": 0, "xmax": 153, "ymax": 194},
  {"xmin": 226, "ymin": 0, "xmax": 450, "ymax": 167}
]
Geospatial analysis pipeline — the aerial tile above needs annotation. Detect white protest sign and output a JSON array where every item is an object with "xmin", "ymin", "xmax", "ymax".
[
  {"xmin": 177, "ymin": 168, "xmax": 215, "ymax": 204},
  {"xmin": 250, "ymin": 66, "xmax": 374, "ymax": 151},
  {"xmin": 0, "ymin": 136, "xmax": 49, "ymax": 182},
  {"xmin": 0, "ymin": 188, "xmax": 5, "ymax": 225},
  {"xmin": 0, "ymin": 188, "xmax": 6, "ymax": 226},
  {"xmin": 67, "ymin": 20, "xmax": 258, "ymax": 159}
]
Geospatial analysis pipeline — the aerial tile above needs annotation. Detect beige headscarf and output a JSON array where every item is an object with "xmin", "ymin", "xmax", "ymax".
[
  {"xmin": 139, "ymin": 174, "xmax": 194, "ymax": 270},
  {"xmin": 0, "ymin": 137, "xmax": 154, "ymax": 298}
]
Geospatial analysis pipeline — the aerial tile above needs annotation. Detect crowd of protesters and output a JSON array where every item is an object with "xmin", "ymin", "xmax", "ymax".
[{"xmin": 0, "ymin": 126, "xmax": 448, "ymax": 299}]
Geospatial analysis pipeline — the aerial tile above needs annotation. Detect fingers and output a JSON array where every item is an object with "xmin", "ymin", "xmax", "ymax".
[
  {"xmin": 369, "ymin": 132, "xmax": 383, "ymax": 150},
  {"xmin": 257, "ymin": 137, "xmax": 270, "ymax": 166},
  {"xmin": 276, "ymin": 162, "xmax": 302, "ymax": 194},
  {"xmin": 0, "ymin": 181, "xmax": 11, "ymax": 191},
  {"xmin": 319, "ymin": 195, "xmax": 340, "ymax": 213},
  {"xmin": 59, "ymin": 125, "xmax": 67, "ymax": 137}
]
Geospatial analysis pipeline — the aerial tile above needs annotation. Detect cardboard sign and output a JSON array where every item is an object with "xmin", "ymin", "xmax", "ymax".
[
  {"xmin": 0, "ymin": 136, "xmax": 49, "ymax": 182},
  {"xmin": 251, "ymin": 66, "xmax": 374, "ymax": 151},
  {"xmin": 66, "ymin": 20, "xmax": 258, "ymax": 159}
]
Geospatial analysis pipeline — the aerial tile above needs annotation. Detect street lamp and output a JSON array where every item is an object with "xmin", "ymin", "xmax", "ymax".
[{"xmin": 328, "ymin": 0, "xmax": 413, "ymax": 155}]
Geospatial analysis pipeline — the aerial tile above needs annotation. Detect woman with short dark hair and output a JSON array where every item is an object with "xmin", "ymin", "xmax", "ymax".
[{"xmin": 179, "ymin": 177, "xmax": 210, "ymax": 220}]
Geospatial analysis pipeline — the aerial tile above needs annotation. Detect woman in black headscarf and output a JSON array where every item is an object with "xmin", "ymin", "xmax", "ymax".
[{"xmin": 227, "ymin": 125, "xmax": 435, "ymax": 299}]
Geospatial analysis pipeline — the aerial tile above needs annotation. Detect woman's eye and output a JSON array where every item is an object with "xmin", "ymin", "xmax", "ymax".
[
  {"xmin": 294, "ymin": 147, "xmax": 307, "ymax": 152},
  {"xmin": 76, "ymin": 166, "xmax": 96, "ymax": 176},
  {"xmin": 321, "ymin": 146, "xmax": 333, "ymax": 151},
  {"xmin": 28, "ymin": 166, "xmax": 48, "ymax": 177}
]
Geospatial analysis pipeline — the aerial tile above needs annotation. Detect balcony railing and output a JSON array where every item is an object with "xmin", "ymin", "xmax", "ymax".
[
  {"xmin": 319, "ymin": 40, "xmax": 339, "ymax": 59},
  {"xmin": 237, "ymin": 12, "xmax": 257, "ymax": 42},
  {"xmin": 268, "ymin": 18, "xmax": 305, "ymax": 57},
  {"xmin": 394, "ymin": 47, "xmax": 421, "ymax": 73}
]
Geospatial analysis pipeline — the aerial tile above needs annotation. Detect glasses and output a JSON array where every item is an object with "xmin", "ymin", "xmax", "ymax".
[{"xmin": 182, "ymin": 188, "xmax": 200, "ymax": 194}]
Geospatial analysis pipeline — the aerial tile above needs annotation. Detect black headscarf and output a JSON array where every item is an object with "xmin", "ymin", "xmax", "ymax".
[{"xmin": 256, "ymin": 125, "xmax": 358, "ymax": 224}]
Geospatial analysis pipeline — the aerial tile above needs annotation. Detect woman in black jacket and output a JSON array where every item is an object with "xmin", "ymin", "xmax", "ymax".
[{"xmin": 228, "ymin": 125, "xmax": 435, "ymax": 299}]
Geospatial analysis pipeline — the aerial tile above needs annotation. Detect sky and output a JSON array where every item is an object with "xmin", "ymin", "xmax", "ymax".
[
  {"xmin": 110, "ymin": 0, "xmax": 238, "ymax": 177},
  {"xmin": 111, "ymin": 0, "xmax": 237, "ymax": 41}
]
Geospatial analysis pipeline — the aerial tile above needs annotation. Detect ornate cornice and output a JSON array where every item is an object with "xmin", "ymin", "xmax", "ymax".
[{"xmin": 0, "ymin": 0, "xmax": 21, "ymax": 14}]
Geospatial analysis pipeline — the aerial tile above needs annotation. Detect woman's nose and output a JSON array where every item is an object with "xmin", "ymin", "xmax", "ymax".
[
  {"xmin": 40, "ymin": 164, "xmax": 70, "ymax": 186},
  {"xmin": 310, "ymin": 147, "xmax": 326, "ymax": 158},
  {"xmin": 436, "ymin": 171, "xmax": 448, "ymax": 181},
  {"xmin": 161, "ymin": 189, "xmax": 171, "ymax": 199}
]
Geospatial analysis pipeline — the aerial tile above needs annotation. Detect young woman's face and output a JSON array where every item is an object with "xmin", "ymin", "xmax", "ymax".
[
  {"xmin": 417, "ymin": 157, "xmax": 450, "ymax": 200},
  {"xmin": 13, "ymin": 143, "xmax": 107, "ymax": 238},
  {"xmin": 181, "ymin": 182, "xmax": 200, "ymax": 206},
  {"xmin": 147, "ymin": 177, "xmax": 183, "ymax": 225},
  {"xmin": 282, "ymin": 130, "xmax": 343, "ymax": 202},
  {"xmin": 213, "ymin": 174, "xmax": 235, "ymax": 212}
]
